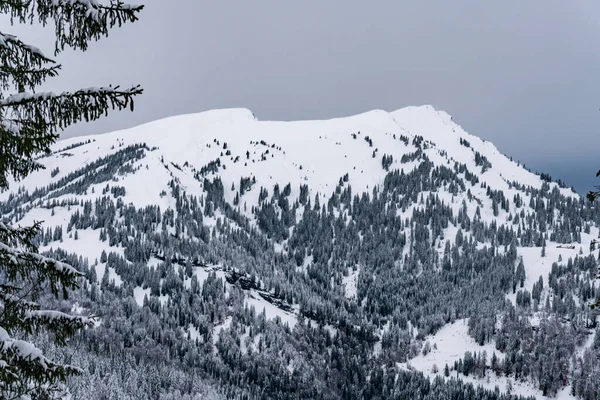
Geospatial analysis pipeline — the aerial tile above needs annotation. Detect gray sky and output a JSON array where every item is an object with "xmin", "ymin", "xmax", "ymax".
[{"xmin": 5, "ymin": 0, "xmax": 600, "ymax": 193}]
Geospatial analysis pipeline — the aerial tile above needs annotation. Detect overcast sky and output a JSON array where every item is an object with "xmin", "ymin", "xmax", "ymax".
[{"xmin": 5, "ymin": 0, "xmax": 600, "ymax": 193}]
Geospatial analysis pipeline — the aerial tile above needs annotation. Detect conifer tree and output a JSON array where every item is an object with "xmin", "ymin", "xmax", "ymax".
[
  {"xmin": 587, "ymin": 169, "xmax": 600, "ymax": 310},
  {"xmin": 541, "ymin": 240, "xmax": 546, "ymax": 258},
  {"xmin": 0, "ymin": 1, "xmax": 143, "ymax": 398},
  {"xmin": 587, "ymin": 169, "xmax": 600, "ymax": 203}
]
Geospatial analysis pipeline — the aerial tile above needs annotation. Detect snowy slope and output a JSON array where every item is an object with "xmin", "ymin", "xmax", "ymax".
[
  {"xmin": 2, "ymin": 105, "xmax": 575, "ymax": 215},
  {"xmin": 400, "ymin": 319, "xmax": 579, "ymax": 400},
  {"xmin": 1, "ymin": 105, "xmax": 586, "ymax": 399}
]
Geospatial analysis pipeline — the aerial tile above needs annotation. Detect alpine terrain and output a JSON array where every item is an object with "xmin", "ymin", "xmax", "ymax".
[{"xmin": 3, "ymin": 105, "xmax": 600, "ymax": 399}]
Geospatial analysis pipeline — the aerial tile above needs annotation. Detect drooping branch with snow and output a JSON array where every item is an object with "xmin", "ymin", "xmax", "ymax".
[
  {"xmin": 0, "ymin": 31, "xmax": 60, "ymax": 94},
  {"xmin": 1, "ymin": 0, "xmax": 143, "ymax": 54}
]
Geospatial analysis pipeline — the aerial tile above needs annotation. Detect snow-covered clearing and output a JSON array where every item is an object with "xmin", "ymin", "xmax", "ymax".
[
  {"xmin": 342, "ymin": 267, "xmax": 359, "ymax": 300},
  {"xmin": 400, "ymin": 318, "xmax": 581, "ymax": 399},
  {"xmin": 133, "ymin": 286, "xmax": 151, "ymax": 307},
  {"xmin": 245, "ymin": 290, "xmax": 297, "ymax": 328}
]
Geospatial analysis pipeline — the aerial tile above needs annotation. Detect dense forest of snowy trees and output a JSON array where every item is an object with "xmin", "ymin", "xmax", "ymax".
[{"xmin": 1, "ymin": 135, "xmax": 599, "ymax": 398}]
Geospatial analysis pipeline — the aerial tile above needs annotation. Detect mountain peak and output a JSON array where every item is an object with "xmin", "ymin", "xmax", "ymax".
[
  {"xmin": 31, "ymin": 103, "xmax": 576, "ymax": 216},
  {"xmin": 3, "ymin": 102, "xmax": 591, "ymax": 400}
]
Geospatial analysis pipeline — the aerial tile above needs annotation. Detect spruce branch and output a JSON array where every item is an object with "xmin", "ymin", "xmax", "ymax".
[
  {"xmin": 0, "ymin": 64, "xmax": 62, "ymax": 93},
  {"xmin": 0, "ymin": 221, "xmax": 41, "ymax": 251},
  {"xmin": 0, "ymin": 86, "xmax": 142, "ymax": 189},
  {"xmin": 0, "ymin": 240, "xmax": 83, "ymax": 298},
  {"xmin": 0, "ymin": 30, "xmax": 59, "ymax": 94},
  {"xmin": 0, "ymin": 118, "xmax": 58, "ymax": 189},
  {"xmin": 0, "ymin": 326, "xmax": 83, "ymax": 398},
  {"xmin": 1, "ymin": 85, "xmax": 143, "ymax": 131},
  {"xmin": 0, "ymin": 0, "xmax": 144, "ymax": 55},
  {"xmin": 0, "ymin": 30, "xmax": 54, "ymax": 67},
  {"xmin": 587, "ymin": 170, "xmax": 600, "ymax": 202},
  {"xmin": 24, "ymin": 311, "xmax": 93, "ymax": 343}
]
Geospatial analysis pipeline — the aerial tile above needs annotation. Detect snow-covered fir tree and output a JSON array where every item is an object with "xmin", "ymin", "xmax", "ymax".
[{"xmin": 0, "ymin": 1, "xmax": 142, "ymax": 398}]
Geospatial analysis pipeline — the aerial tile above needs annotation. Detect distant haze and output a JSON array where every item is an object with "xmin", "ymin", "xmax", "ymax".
[{"xmin": 3, "ymin": 1, "xmax": 599, "ymax": 194}]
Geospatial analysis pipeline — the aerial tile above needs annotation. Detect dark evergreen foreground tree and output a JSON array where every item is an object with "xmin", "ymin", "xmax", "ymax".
[
  {"xmin": 588, "ymin": 168, "xmax": 600, "ymax": 310},
  {"xmin": 0, "ymin": 1, "xmax": 143, "ymax": 398},
  {"xmin": 587, "ymin": 169, "xmax": 600, "ymax": 203}
]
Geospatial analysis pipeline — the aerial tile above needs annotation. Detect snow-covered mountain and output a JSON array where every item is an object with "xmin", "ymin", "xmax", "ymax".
[
  {"xmin": 2, "ymin": 105, "xmax": 598, "ymax": 399},
  {"xmin": 5, "ymin": 105, "xmax": 574, "ymax": 212}
]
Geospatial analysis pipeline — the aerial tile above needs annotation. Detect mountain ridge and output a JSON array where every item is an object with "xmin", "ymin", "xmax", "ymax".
[
  {"xmin": 1, "ymin": 104, "xmax": 596, "ymax": 399},
  {"xmin": 7, "ymin": 104, "xmax": 575, "ymax": 210}
]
